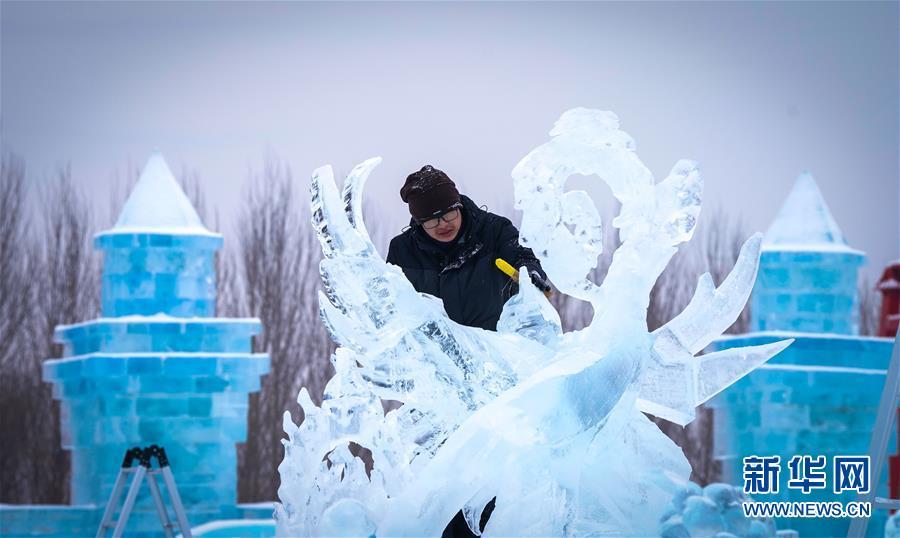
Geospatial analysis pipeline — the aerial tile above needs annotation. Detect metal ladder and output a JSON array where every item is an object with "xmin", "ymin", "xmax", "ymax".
[
  {"xmin": 848, "ymin": 328, "xmax": 900, "ymax": 537},
  {"xmin": 96, "ymin": 445, "xmax": 192, "ymax": 538}
]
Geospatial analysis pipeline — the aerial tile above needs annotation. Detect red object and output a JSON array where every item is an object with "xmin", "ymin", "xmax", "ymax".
[
  {"xmin": 892, "ymin": 457, "xmax": 900, "ymax": 512},
  {"xmin": 878, "ymin": 262, "xmax": 900, "ymax": 337},
  {"xmin": 883, "ymin": 264, "xmax": 900, "ymax": 510},
  {"xmin": 893, "ymin": 408, "xmax": 900, "ymax": 511}
]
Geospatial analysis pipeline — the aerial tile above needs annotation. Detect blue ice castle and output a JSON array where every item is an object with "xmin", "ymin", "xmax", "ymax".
[
  {"xmin": 0, "ymin": 154, "xmax": 271, "ymax": 536},
  {"xmin": 709, "ymin": 173, "xmax": 895, "ymax": 538}
]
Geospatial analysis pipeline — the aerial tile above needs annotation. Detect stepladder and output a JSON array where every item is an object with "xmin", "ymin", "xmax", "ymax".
[
  {"xmin": 96, "ymin": 445, "xmax": 192, "ymax": 538},
  {"xmin": 848, "ymin": 328, "xmax": 900, "ymax": 537}
]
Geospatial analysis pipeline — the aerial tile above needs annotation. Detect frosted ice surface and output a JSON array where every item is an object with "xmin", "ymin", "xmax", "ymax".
[
  {"xmin": 101, "ymin": 152, "xmax": 218, "ymax": 237},
  {"xmin": 496, "ymin": 266, "xmax": 562, "ymax": 347},
  {"xmin": 763, "ymin": 172, "xmax": 858, "ymax": 253},
  {"xmin": 276, "ymin": 108, "xmax": 791, "ymax": 537}
]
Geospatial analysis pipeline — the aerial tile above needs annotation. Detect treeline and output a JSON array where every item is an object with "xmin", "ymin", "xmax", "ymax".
[
  {"xmin": 0, "ymin": 155, "xmax": 99, "ymax": 504},
  {"xmin": 0, "ymin": 152, "xmax": 882, "ymax": 504}
]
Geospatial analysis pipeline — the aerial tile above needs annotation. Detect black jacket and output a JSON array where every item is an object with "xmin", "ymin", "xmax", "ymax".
[{"xmin": 386, "ymin": 195, "xmax": 547, "ymax": 331}]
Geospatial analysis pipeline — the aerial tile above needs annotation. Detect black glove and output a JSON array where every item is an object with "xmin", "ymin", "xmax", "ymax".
[{"xmin": 524, "ymin": 265, "xmax": 551, "ymax": 293}]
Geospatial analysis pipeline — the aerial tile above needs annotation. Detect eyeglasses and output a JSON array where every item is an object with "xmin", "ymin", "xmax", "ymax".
[{"xmin": 418, "ymin": 204, "xmax": 461, "ymax": 230}]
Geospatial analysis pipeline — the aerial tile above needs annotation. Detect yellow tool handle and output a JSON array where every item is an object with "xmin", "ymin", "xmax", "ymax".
[
  {"xmin": 495, "ymin": 258, "xmax": 519, "ymax": 281},
  {"xmin": 495, "ymin": 258, "xmax": 551, "ymax": 298}
]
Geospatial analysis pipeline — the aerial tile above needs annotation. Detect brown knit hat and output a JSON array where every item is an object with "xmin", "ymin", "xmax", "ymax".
[{"xmin": 400, "ymin": 165, "xmax": 461, "ymax": 220}]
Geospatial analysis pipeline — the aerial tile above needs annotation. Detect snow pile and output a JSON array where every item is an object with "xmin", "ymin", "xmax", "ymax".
[
  {"xmin": 275, "ymin": 108, "xmax": 791, "ymax": 536},
  {"xmin": 659, "ymin": 482, "xmax": 776, "ymax": 538}
]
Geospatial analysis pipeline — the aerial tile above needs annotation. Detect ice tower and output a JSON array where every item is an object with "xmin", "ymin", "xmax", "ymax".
[
  {"xmin": 97, "ymin": 153, "xmax": 222, "ymax": 318},
  {"xmin": 751, "ymin": 172, "xmax": 866, "ymax": 334},
  {"xmin": 1, "ymin": 154, "xmax": 270, "ymax": 536},
  {"xmin": 709, "ymin": 173, "xmax": 893, "ymax": 538}
]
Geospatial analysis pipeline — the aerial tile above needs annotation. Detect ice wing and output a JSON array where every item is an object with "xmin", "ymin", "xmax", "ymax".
[{"xmin": 636, "ymin": 233, "xmax": 792, "ymax": 425}]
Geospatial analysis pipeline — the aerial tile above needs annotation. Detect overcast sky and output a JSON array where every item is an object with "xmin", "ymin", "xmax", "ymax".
[{"xmin": 2, "ymin": 1, "xmax": 898, "ymax": 279}]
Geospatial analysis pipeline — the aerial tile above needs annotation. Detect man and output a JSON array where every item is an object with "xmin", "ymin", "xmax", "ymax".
[
  {"xmin": 386, "ymin": 165, "xmax": 550, "ymax": 332},
  {"xmin": 386, "ymin": 165, "xmax": 550, "ymax": 537}
]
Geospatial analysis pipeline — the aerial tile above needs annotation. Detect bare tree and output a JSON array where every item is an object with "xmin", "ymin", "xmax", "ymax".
[
  {"xmin": 177, "ymin": 164, "xmax": 216, "ymax": 231},
  {"xmin": 0, "ymin": 154, "xmax": 32, "ymax": 374},
  {"xmin": 0, "ymin": 162, "xmax": 99, "ymax": 503},
  {"xmin": 226, "ymin": 159, "xmax": 335, "ymax": 501},
  {"xmin": 106, "ymin": 160, "xmax": 140, "ymax": 228},
  {"xmin": 0, "ymin": 153, "xmax": 37, "ymax": 502},
  {"xmin": 33, "ymin": 167, "xmax": 100, "ymax": 502},
  {"xmin": 859, "ymin": 278, "xmax": 882, "ymax": 337},
  {"xmin": 37, "ymin": 165, "xmax": 101, "ymax": 350}
]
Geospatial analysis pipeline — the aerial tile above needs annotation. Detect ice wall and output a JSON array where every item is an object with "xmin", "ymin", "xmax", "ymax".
[{"xmin": 708, "ymin": 334, "xmax": 893, "ymax": 538}]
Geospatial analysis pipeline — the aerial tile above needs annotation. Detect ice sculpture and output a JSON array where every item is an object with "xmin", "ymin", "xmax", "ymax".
[{"xmin": 276, "ymin": 108, "xmax": 792, "ymax": 537}]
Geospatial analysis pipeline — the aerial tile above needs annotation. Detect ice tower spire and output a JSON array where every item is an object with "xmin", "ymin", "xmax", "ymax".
[
  {"xmin": 105, "ymin": 152, "xmax": 217, "ymax": 237},
  {"xmin": 94, "ymin": 152, "xmax": 223, "ymax": 318},
  {"xmin": 763, "ymin": 172, "xmax": 857, "ymax": 253},
  {"xmin": 752, "ymin": 172, "xmax": 866, "ymax": 334}
]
